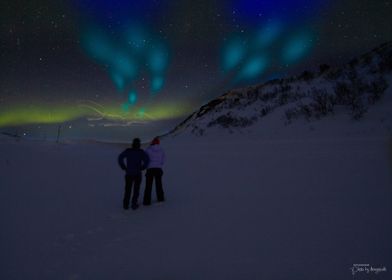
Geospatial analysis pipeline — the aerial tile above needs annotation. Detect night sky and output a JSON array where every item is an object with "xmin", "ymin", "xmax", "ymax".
[{"xmin": 1, "ymin": 0, "xmax": 391, "ymax": 142}]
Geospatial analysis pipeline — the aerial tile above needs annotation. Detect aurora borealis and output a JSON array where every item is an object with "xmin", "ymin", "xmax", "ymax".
[
  {"xmin": 0, "ymin": 101, "xmax": 193, "ymax": 127},
  {"xmin": 1, "ymin": 0, "xmax": 392, "ymax": 141}
]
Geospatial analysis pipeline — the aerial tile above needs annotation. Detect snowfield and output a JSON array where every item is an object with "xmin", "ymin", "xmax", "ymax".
[
  {"xmin": 1, "ymin": 43, "xmax": 392, "ymax": 280},
  {"xmin": 1, "ymin": 122, "xmax": 391, "ymax": 279}
]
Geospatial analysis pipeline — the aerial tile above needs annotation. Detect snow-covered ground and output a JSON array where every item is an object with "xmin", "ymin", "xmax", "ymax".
[
  {"xmin": 1, "ymin": 117, "xmax": 391, "ymax": 279},
  {"xmin": 2, "ymin": 42, "xmax": 391, "ymax": 280}
]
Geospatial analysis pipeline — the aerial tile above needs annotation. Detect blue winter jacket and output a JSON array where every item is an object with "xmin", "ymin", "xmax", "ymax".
[{"xmin": 118, "ymin": 148, "xmax": 150, "ymax": 176}]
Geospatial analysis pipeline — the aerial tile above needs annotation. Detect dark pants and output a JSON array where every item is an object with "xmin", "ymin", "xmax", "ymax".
[
  {"xmin": 123, "ymin": 174, "xmax": 142, "ymax": 209},
  {"xmin": 143, "ymin": 168, "xmax": 165, "ymax": 205}
]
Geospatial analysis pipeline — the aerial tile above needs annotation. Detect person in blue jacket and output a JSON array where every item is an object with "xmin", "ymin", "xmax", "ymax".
[{"xmin": 118, "ymin": 138, "xmax": 150, "ymax": 210}]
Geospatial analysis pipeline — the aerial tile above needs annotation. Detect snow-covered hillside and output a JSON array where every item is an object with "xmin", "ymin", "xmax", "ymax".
[{"xmin": 170, "ymin": 42, "xmax": 392, "ymax": 137}]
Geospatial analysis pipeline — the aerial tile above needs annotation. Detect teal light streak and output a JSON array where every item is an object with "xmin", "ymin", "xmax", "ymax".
[
  {"xmin": 148, "ymin": 46, "xmax": 169, "ymax": 74},
  {"xmin": 82, "ymin": 25, "xmax": 171, "ymax": 96},
  {"xmin": 148, "ymin": 45, "xmax": 169, "ymax": 94},
  {"xmin": 282, "ymin": 33, "xmax": 313, "ymax": 64},
  {"xmin": 223, "ymin": 39, "xmax": 246, "ymax": 72},
  {"xmin": 112, "ymin": 52, "xmax": 138, "ymax": 79},
  {"xmin": 151, "ymin": 76, "xmax": 165, "ymax": 93},
  {"xmin": 128, "ymin": 90, "xmax": 137, "ymax": 104},
  {"xmin": 239, "ymin": 56, "xmax": 268, "ymax": 80},
  {"xmin": 111, "ymin": 72, "xmax": 126, "ymax": 91}
]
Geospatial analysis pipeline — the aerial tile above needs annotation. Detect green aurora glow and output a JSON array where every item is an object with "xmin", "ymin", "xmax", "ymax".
[{"xmin": 0, "ymin": 102, "xmax": 193, "ymax": 127}]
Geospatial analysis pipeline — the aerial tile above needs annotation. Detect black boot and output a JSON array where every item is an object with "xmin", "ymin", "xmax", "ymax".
[{"xmin": 131, "ymin": 203, "xmax": 139, "ymax": 210}]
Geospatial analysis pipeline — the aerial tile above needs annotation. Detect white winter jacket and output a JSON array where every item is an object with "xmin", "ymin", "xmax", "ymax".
[{"xmin": 145, "ymin": 145, "xmax": 165, "ymax": 169}]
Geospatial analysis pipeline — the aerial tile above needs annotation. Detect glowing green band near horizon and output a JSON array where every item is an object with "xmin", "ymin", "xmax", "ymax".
[{"xmin": 0, "ymin": 102, "xmax": 194, "ymax": 127}]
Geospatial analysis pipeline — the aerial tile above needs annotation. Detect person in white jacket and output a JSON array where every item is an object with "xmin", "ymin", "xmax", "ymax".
[{"xmin": 143, "ymin": 137, "xmax": 165, "ymax": 205}]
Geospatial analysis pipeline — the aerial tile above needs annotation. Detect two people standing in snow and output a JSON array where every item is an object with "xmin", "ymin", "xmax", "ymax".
[{"xmin": 117, "ymin": 137, "xmax": 165, "ymax": 210}]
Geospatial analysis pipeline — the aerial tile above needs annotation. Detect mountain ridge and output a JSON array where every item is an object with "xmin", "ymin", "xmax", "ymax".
[{"xmin": 167, "ymin": 41, "xmax": 392, "ymax": 137}]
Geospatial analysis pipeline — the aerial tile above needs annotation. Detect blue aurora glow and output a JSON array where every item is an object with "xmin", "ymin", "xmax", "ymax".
[
  {"xmin": 82, "ymin": 25, "xmax": 170, "ymax": 104},
  {"xmin": 76, "ymin": 0, "xmax": 170, "ymax": 108},
  {"xmin": 229, "ymin": 0, "xmax": 328, "ymax": 23},
  {"xmin": 223, "ymin": 38, "xmax": 247, "ymax": 72},
  {"xmin": 282, "ymin": 32, "xmax": 314, "ymax": 64},
  {"xmin": 221, "ymin": 13, "xmax": 318, "ymax": 82},
  {"xmin": 220, "ymin": 0, "xmax": 328, "ymax": 83},
  {"xmin": 222, "ymin": 27, "xmax": 315, "ymax": 82},
  {"xmin": 76, "ymin": 0, "xmax": 329, "ymax": 109},
  {"xmin": 151, "ymin": 77, "xmax": 165, "ymax": 93},
  {"xmin": 128, "ymin": 90, "xmax": 137, "ymax": 105},
  {"xmin": 239, "ymin": 56, "xmax": 269, "ymax": 80}
]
